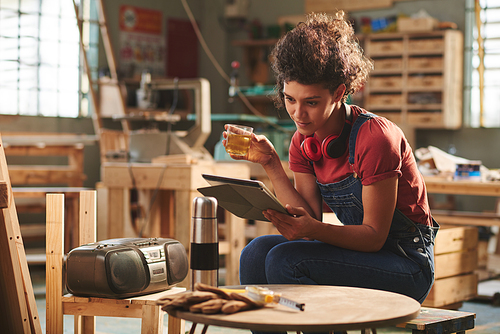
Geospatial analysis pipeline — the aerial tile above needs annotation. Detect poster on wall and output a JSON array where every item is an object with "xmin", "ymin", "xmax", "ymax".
[
  {"xmin": 167, "ymin": 18, "xmax": 198, "ymax": 78},
  {"xmin": 118, "ymin": 5, "xmax": 165, "ymax": 79}
]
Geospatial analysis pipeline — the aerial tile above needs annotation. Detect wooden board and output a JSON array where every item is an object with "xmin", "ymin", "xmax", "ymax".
[
  {"xmin": 305, "ymin": 0, "xmax": 393, "ymax": 13},
  {"xmin": 45, "ymin": 194, "xmax": 65, "ymax": 333}
]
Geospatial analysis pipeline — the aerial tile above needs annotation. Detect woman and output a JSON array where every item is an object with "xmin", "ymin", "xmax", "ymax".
[{"xmin": 223, "ymin": 11, "xmax": 439, "ymax": 304}]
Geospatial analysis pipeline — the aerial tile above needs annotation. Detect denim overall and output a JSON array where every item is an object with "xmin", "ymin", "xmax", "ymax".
[
  {"xmin": 317, "ymin": 112, "xmax": 439, "ymax": 302},
  {"xmin": 239, "ymin": 112, "xmax": 439, "ymax": 334}
]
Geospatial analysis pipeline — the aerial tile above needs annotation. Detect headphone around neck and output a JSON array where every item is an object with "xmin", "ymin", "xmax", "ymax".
[
  {"xmin": 299, "ymin": 104, "xmax": 353, "ymax": 162},
  {"xmin": 299, "ymin": 121, "xmax": 352, "ymax": 161}
]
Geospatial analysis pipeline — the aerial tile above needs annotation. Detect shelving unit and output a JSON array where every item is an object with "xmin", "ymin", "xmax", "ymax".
[
  {"xmin": 231, "ymin": 39, "xmax": 279, "ymax": 85},
  {"xmin": 364, "ymin": 30, "xmax": 464, "ymax": 129}
]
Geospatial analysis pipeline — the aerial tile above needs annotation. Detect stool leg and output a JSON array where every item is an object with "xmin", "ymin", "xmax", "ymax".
[
  {"xmin": 141, "ymin": 304, "xmax": 163, "ymax": 334},
  {"xmin": 189, "ymin": 323, "xmax": 197, "ymax": 334},
  {"xmin": 167, "ymin": 314, "xmax": 184, "ymax": 334}
]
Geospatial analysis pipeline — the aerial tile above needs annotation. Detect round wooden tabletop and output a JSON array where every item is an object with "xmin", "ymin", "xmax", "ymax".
[{"xmin": 166, "ymin": 285, "xmax": 421, "ymax": 332}]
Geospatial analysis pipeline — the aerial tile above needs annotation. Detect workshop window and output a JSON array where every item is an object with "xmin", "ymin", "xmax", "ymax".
[
  {"xmin": 0, "ymin": 0, "xmax": 97, "ymax": 118},
  {"xmin": 467, "ymin": 0, "xmax": 500, "ymax": 127}
]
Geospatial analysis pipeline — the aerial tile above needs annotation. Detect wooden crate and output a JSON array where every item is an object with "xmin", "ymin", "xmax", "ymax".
[
  {"xmin": 422, "ymin": 226, "xmax": 479, "ymax": 308},
  {"xmin": 368, "ymin": 39, "xmax": 404, "ymax": 55},
  {"xmin": 408, "ymin": 75, "xmax": 443, "ymax": 89},
  {"xmin": 374, "ymin": 58, "xmax": 403, "ymax": 71},
  {"xmin": 367, "ymin": 93, "xmax": 403, "ymax": 106},
  {"xmin": 408, "ymin": 37, "xmax": 444, "ymax": 53},
  {"xmin": 397, "ymin": 17, "xmax": 438, "ymax": 33},
  {"xmin": 370, "ymin": 76, "xmax": 403, "ymax": 90},
  {"xmin": 408, "ymin": 56, "xmax": 443, "ymax": 70}
]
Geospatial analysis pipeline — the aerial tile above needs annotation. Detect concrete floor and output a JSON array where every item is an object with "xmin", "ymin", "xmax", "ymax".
[{"xmin": 31, "ymin": 266, "xmax": 500, "ymax": 334}]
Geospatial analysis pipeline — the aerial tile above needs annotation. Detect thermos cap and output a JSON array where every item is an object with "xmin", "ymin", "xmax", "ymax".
[{"xmin": 193, "ymin": 197, "xmax": 218, "ymax": 219}]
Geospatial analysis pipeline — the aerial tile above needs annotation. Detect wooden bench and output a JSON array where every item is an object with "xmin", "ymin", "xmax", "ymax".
[
  {"xmin": 360, "ymin": 307, "xmax": 476, "ymax": 334},
  {"xmin": 395, "ymin": 307, "xmax": 475, "ymax": 334}
]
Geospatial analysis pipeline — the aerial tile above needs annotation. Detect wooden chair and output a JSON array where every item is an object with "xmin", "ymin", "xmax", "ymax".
[{"xmin": 45, "ymin": 190, "xmax": 185, "ymax": 334}]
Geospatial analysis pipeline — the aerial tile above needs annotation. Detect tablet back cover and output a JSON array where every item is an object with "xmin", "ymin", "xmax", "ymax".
[{"xmin": 197, "ymin": 176, "xmax": 287, "ymax": 221}]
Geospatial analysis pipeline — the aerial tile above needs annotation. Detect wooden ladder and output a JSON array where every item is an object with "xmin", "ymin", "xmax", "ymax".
[
  {"xmin": 0, "ymin": 133, "xmax": 42, "ymax": 333},
  {"xmin": 72, "ymin": 0, "xmax": 130, "ymax": 136}
]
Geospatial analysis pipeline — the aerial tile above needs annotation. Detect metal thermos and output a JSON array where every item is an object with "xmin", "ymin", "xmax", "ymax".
[{"xmin": 191, "ymin": 197, "xmax": 219, "ymax": 290}]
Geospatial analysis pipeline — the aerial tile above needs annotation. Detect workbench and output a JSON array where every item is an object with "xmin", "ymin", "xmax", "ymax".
[
  {"xmin": 424, "ymin": 175, "xmax": 500, "ymax": 300},
  {"xmin": 2, "ymin": 133, "xmax": 97, "ymax": 186},
  {"xmin": 100, "ymin": 161, "xmax": 251, "ymax": 286},
  {"xmin": 2, "ymin": 133, "xmax": 97, "ymax": 253},
  {"xmin": 424, "ymin": 176, "xmax": 500, "ymax": 228}
]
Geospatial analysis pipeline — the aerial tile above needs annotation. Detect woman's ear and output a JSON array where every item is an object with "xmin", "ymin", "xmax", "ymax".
[{"xmin": 333, "ymin": 84, "xmax": 346, "ymax": 102}]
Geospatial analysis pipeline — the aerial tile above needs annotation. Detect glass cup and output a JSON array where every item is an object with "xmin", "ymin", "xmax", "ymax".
[{"xmin": 225, "ymin": 124, "xmax": 253, "ymax": 156}]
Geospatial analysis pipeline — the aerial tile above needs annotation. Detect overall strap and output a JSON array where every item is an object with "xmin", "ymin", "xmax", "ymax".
[{"xmin": 348, "ymin": 112, "xmax": 378, "ymax": 165}]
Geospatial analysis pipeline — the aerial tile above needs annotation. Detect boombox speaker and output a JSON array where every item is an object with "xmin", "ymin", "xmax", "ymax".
[{"xmin": 65, "ymin": 238, "xmax": 188, "ymax": 298}]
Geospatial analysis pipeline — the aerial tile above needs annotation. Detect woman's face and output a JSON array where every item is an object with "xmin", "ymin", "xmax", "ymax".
[{"xmin": 283, "ymin": 81, "xmax": 343, "ymax": 138}]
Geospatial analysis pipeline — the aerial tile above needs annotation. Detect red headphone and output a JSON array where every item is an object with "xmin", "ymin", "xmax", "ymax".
[{"xmin": 300, "ymin": 121, "xmax": 352, "ymax": 161}]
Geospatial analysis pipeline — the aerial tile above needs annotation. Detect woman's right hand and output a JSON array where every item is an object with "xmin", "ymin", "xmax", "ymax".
[{"xmin": 223, "ymin": 125, "xmax": 278, "ymax": 166}]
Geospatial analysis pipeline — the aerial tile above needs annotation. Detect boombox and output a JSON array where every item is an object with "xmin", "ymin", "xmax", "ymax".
[{"xmin": 65, "ymin": 238, "xmax": 188, "ymax": 298}]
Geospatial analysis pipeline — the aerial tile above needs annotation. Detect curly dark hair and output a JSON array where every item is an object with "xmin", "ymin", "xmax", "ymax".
[{"xmin": 271, "ymin": 11, "xmax": 373, "ymax": 108}]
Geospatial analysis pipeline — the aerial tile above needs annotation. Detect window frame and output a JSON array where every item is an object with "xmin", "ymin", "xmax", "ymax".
[
  {"xmin": 0, "ymin": 0, "xmax": 97, "ymax": 118},
  {"xmin": 466, "ymin": 0, "xmax": 500, "ymax": 128}
]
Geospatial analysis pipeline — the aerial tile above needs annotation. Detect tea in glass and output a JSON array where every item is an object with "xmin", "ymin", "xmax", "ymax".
[{"xmin": 225, "ymin": 124, "xmax": 253, "ymax": 156}]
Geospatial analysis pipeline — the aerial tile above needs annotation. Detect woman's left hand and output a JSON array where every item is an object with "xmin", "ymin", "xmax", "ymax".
[{"xmin": 263, "ymin": 204, "xmax": 319, "ymax": 241}]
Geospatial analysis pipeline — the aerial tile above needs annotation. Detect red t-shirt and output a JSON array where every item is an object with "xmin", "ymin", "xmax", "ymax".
[{"xmin": 289, "ymin": 105, "xmax": 432, "ymax": 226}]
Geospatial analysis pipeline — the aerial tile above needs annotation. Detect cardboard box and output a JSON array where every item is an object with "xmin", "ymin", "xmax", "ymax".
[{"xmin": 397, "ymin": 17, "xmax": 438, "ymax": 32}]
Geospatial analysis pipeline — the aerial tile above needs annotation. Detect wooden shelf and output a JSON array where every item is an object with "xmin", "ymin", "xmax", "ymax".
[
  {"xmin": 364, "ymin": 30, "xmax": 464, "ymax": 129},
  {"xmin": 231, "ymin": 39, "xmax": 279, "ymax": 47}
]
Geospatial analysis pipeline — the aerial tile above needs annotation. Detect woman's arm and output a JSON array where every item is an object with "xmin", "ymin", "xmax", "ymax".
[
  {"xmin": 264, "ymin": 175, "xmax": 398, "ymax": 252},
  {"xmin": 223, "ymin": 126, "xmax": 320, "ymax": 219}
]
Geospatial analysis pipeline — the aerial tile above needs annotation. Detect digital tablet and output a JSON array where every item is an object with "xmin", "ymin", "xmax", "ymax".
[{"xmin": 197, "ymin": 174, "xmax": 289, "ymax": 221}]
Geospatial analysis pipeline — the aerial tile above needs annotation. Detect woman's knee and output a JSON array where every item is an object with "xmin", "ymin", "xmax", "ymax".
[
  {"xmin": 240, "ymin": 235, "xmax": 288, "ymax": 284},
  {"xmin": 264, "ymin": 240, "xmax": 310, "ymax": 284},
  {"xmin": 241, "ymin": 235, "xmax": 287, "ymax": 264}
]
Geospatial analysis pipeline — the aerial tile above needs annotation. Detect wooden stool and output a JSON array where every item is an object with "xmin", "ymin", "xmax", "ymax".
[
  {"xmin": 45, "ymin": 191, "xmax": 186, "ymax": 334},
  {"xmin": 396, "ymin": 307, "xmax": 475, "ymax": 334}
]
